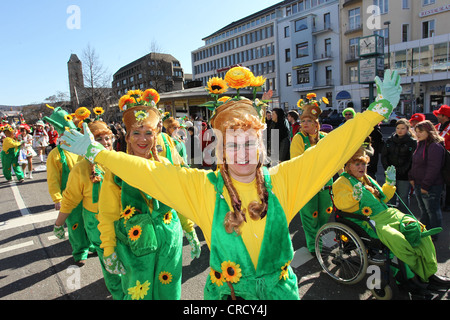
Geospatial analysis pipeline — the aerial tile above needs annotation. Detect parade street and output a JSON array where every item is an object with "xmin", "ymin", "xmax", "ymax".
[{"xmin": 0, "ymin": 127, "xmax": 449, "ymax": 301}]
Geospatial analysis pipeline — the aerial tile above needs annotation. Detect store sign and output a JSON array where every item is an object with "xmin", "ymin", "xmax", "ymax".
[
  {"xmin": 419, "ymin": 4, "xmax": 450, "ymax": 18},
  {"xmin": 359, "ymin": 57, "xmax": 384, "ymax": 84}
]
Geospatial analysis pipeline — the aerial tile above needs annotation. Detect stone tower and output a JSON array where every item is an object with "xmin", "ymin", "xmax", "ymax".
[{"xmin": 67, "ymin": 54, "xmax": 84, "ymax": 109}]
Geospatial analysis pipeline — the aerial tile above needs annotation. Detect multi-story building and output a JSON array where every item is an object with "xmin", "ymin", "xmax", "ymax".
[
  {"xmin": 112, "ymin": 52, "xmax": 185, "ymax": 99},
  {"xmin": 339, "ymin": 0, "xmax": 450, "ymax": 114},
  {"xmin": 277, "ymin": 0, "xmax": 341, "ymax": 109},
  {"xmin": 192, "ymin": 3, "xmax": 281, "ymax": 106}
]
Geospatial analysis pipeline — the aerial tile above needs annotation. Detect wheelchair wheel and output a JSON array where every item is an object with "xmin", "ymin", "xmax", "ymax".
[{"xmin": 315, "ymin": 222, "xmax": 368, "ymax": 285}]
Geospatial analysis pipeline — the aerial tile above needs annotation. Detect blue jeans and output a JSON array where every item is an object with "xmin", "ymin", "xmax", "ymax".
[
  {"xmin": 389, "ymin": 180, "xmax": 412, "ymax": 213},
  {"xmin": 414, "ymin": 184, "xmax": 443, "ymax": 230}
]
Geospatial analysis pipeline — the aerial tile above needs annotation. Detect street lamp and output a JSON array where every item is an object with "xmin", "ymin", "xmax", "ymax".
[{"xmin": 383, "ymin": 21, "xmax": 391, "ymax": 69}]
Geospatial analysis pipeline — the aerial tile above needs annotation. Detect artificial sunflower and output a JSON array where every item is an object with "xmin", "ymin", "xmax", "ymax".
[
  {"xmin": 93, "ymin": 107, "xmax": 104, "ymax": 116},
  {"xmin": 127, "ymin": 89, "xmax": 144, "ymax": 98},
  {"xmin": 306, "ymin": 93, "xmax": 317, "ymax": 100},
  {"xmin": 64, "ymin": 114, "xmax": 73, "ymax": 122},
  {"xmin": 128, "ymin": 280, "xmax": 150, "ymax": 300},
  {"xmin": 118, "ymin": 95, "xmax": 136, "ymax": 111},
  {"xmin": 141, "ymin": 89, "xmax": 160, "ymax": 104},
  {"xmin": 218, "ymin": 96, "xmax": 231, "ymax": 103},
  {"xmin": 279, "ymin": 261, "xmax": 291, "ymax": 281},
  {"xmin": 74, "ymin": 107, "xmax": 91, "ymax": 121},
  {"xmin": 297, "ymin": 92, "xmax": 329, "ymax": 109},
  {"xmin": 250, "ymin": 75, "xmax": 266, "ymax": 88},
  {"xmin": 326, "ymin": 206, "xmax": 333, "ymax": 214},
  {"xmin": 206, "ymin": 77, "xmax": 228, "ymax": 95},
  {"xmin": 158, "ymin": 271, "xmax": 173, "ymax": 285},
  {"xmin": 128, "ymin": 225, "xmax": 142, "ymax": 241},
  {"xmin": 362, "ymin": 207, "xmax": 373, "ymax": 216},
  {"xmin": 312, "ymin": 211, "xmax": 319, "ymax": 218},
  {"xmin": 120, "ymin": 205, "xmax": 136, "ymax": 222},
  {"xmin": 72, "ymin": 223, "xmax": 79, "ymax": 230},
  {"xmin": 221, "ymin": 261, "xmax": 242, "ymax": 284},
  {"xmin": 209, "ymin": 268, "xmax": 226, "ymax": 287},
  {"xmin": 163, "ymin": 212, "xmax": 172, "ymax": 224},
  {"xmin": 224, "ymin": 66, "xmax": 253, "ymax": 90}
]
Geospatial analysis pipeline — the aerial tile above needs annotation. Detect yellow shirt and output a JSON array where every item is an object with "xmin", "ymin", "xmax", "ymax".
[
  {"xmin": 2, "ymin": 137, "xmax": 21, "ymax": 153},
  {"xmin": 96, "ymin": 111, "xmax": 383, "ymax": 267},
  {"xmin": 46, "ymin": 147, "xmax": 81, "ymax": 203},
  {"xmin": 290, "ymin": 131, "xmax": 328, "ymax": 158},
  {"xmin": 98, "ymin": 157, "xmax": 195, "ymax": 256},
  {"xmin": 60, "ymin": 159, "xmax": 104, "ymax": 214},
  {"xmin": 332, "ymin": 174, "xmax": 396, "ymax": 213}
]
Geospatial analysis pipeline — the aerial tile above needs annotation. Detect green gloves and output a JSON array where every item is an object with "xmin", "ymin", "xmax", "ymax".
[
  {"xmin": 352, "ymin": 182, "xmax": 363, "ymax": 202},
  {"xmin": 60, "ymin": 122, "xmax": 105, "ymax": 164},
  {"xmin": 103, "ymin": 252, "xmax": 127, "ymax": 275},
  {"xmin": 53, "ymin": 224, "xmax": 65, "ymax": 239},
  {"xmin": 368, "ymin": 70, "xmax": 402, "ymax": 120},
  {"xmin": 385, "ymin": 166, "xmax": 396, "ymax": 186},
  {"xmin": 185, "ymin": 230, "xmax": 201, "ymax": 259}
]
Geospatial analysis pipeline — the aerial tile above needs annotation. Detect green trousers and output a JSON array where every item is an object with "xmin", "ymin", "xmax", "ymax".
[
  {"xmin": 299, "ymin": 188, "xmax": 333, "ymax": 253},
  {"xmin": 83, "ymin": 208, "xmax": 123, "ymax": 300},
  {"xmin": 65, "ymin": 202, "xmax": 95, "ymax": 262},
  {"xmin": 1, "ymin": 150, "xmax": 24, "ymax": 181}
]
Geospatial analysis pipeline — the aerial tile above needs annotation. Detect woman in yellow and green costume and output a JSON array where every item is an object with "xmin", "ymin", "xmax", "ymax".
[
  {"xmin": 60, "ymin": 69, "xmax": 403, "ymax": 300},
  {"xmin": 44, "ymin": 106, "xmax": 94, "ymax": 265},
  {"xmin": 290, "ymin": 95, "xmax": 333, "ymax": 253},
  {"xmin": 53, "ymin": 114, "xmax": 124, "ymax": 300},
  {"xmin": 94, "ymin": 89, "xmax": 200, "ymax": 300},
  {"xmin": 1, "ymin": 124, "xmax": 24, "ymax": 182}
]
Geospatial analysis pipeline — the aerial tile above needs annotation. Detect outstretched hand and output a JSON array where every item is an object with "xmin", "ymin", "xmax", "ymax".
[
  {"xmin": 60, "ymin": 122, "xmax": 105, "ymax": 163},
  {"xmin": 368, "ymin": 70, "xmax": 402, "ymax": 120}
]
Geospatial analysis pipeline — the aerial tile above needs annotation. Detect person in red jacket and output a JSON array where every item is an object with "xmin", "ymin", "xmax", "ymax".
[{"xmin": 47, "ymin": 124, "xmax": 59, "ymax": 150}]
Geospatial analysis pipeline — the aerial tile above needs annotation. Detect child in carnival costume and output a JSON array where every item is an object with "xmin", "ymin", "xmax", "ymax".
[
  {"xmin": 53, "ymin": 107, "xmax": 123, "ymax": 299},
  {"xmin": 61, "ymin": 69, "xmax": 403, "ymax": 300},
  {"xmin": 89, "ymin": 89, "xmax": 200, "ymax": 300},
  {"xmin": 290, "ymin": 94, "xmax": 333, "ymax": 253},
  {"xmin": 155, "ymin": 111, "xmax": 186, "ymax": 167},
  {"xmin": 333, "ymin": 146, "xmax": 450, "ymax": 297},
  {"xmin": 163, "ymin": 115, "xmax": 188, "ymax": 165},
  {"xmin": 1, "ymin": 124, "xmax": 24, "ymax": 182},
  {"xmin": 44, "ymin": 105, "xmax": 95, "ymax": 265},
  {"xmin": 18, "ymin": 122, "xmax": 37, "ymax": 179}
]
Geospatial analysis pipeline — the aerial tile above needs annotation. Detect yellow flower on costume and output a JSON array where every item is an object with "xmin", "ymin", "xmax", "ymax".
[
  {"xmin": 297, "ymin": 99, "xmax": 304, "ymax": 109},
  {"xmin": 159, "ymin": 271, "xmax": 173, "ymax": 285},
  {"xmin": 312, "ymin": 211, "xmax": 319, "ymax": 218},
  {"xmin": 306, "ymin": 93, "xmax": 317, "ymax": 100},
  {"xmin": 74, "ymin": 107, "xmax": 91, "ymax": 121},
  {"xmin": 72, "ymin": 223, "xmax": 78, "ymax": 230},
  {"xmin": 224, "ymin": 66, "xmax": 253, "ymax": 89},
  {"xmin": 326, "ymin": 207, "xmax": 333, "ymax": 214},
  {"xmin": 218, "ymin": 96, "xmax": 231, "ymax": 103},
  {"xmin": 210, "ymin": 268, "xmax": 226, "ymax": 287},
  {"xmin": 206, "ymin": 77, "xmax": 228, "ymax": 95},
  {"xmin": 221, "ymin": 261, "xmax": 242, "ymax": 284},
  {"xmin": 322, "ymin": 97, "xmax": 329, "ymax": 105},
  {"xmin": 128, "ymin": 280, "xmax": 150, "ymax": 300},
  {"xmin": 163, "ymin": 212, "xmax": 172, "ymax": 224},
  {"xmin": 127, "ymin": 89, "xmax": 144, "ymax": 98},
  {"xmin": 64, "ymin": 114, "xmax": 73, "ymax": 122},
  {"xmin": 279, "ymin": 261, "xmax": 291, "ymax": 280},
  {"xmin": 362, "ymin": 207, "xmax": 373, "ymax": 216},
  {"xmin": 93, "ymin": 107, "xmax": 104, "ymax": 115},
  {"xmin": 119, "ymin": 95, "xmax": 136, "ymax": 111},
  {"xmin": 134, "ymin": 110, "xmax": 148, "ymax": 122},
  {"xmin": 250, "ymin": 75, "xmax": 266, "ymax": 87},
  {"xmin": 128, "ymin": 225, "xmax": 142, "ymax": 241},
  {"xmin": 120, "ymin": 205, "xmax": 136, "ymax": 222}
]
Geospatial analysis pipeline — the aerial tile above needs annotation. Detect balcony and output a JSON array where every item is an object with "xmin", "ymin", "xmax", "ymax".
[
  {"xmin": 345, "ymin": 52, "xmax": 359, "ymax": 63},
  {"xmin": 312, "ymin": 24, "xmax": 333, "ymax": 35},
  {"xmin": 344, "ymin": 23, "xmax": 362, "ymax": 35},
  {"xmin": 343, "ymin": 0, "xmax": 362, "ymax": 7},
  {"xmin": 314, "ymin": 79, "xmax": 334, "ymax": 89},
  {"xmin": 313, "ymin": 52, "xmax": 333, "ymax": 62}
]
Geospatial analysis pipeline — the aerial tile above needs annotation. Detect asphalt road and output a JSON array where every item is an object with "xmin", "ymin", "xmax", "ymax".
[{"xmin": 0, "ymin": 127, "xmax": 448, "ymax": 302}]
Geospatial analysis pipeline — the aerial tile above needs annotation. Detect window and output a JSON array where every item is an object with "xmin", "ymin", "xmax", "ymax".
[
  {"xmin": 325, "ymin": 38, "xmax": 331, "ymax": 57},
  {"xmin": 297, "ymin": 68, "xmax": 310, "ymax": 84},
  {"xmin": 348, "ymin": 8, "xmax": 361, "ymax": 30},
  {"xmin": 285, "ymin": 48, "xmax": 291, "ymax": 62},
  {"xmin": 295, "ymin": 18, "xmax": 308, "ymax": 32},
  {"xmin": 402, "ymin": 0, "xmax": 409, "ymax": 9},
  {"xmin": 402, "ymin": 24, "xmax": 409, "ymax": 42},
  {"xmin": 373, "ymin": 0, "xmax": 388, "ymax": 14},
  {"xmin": 296, "ymin": 42, "xmax": 309, "ymax": 58},
  {"xmin": 349, "ymin": 38, "xmax": 359, "ymax": 59},
  {"xmin": 286, "ymin": 73, "xmax": 292, "ymax": 86},
  {"xmin": 374, "ymin": 28, "xmax": 389, "ymax": 46},
  {"xmin": 423, "ymin": 0, "xmax": 435, "ymax": 6},
  {"xmin": 326, "ymin": 66, "xmax": 332, "ymax": 85},
  {"xmin": 349, "ymin": 66, "xmax": 358, "ymax": 83},
  {"xmin": 324, "ymin": 13, "xmax": 331, "ymax": 29},
  {"xmin": 422, "ymin": 20, "xmax": 435, "ymax": 39},
  {"xmin": 284, "ymin": 26, "xmax": 290, "ymax": 38}
]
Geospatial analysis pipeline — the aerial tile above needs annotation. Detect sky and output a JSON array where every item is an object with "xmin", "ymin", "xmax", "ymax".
[{"xmin": 0, "ymin": 0, "xmax": 281, "ymax": 106}]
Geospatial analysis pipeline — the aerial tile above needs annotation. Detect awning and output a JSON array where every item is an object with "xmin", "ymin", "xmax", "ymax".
[{"xmin": 336, "ymin": 90, "xmax": 351, "ymax": 100}]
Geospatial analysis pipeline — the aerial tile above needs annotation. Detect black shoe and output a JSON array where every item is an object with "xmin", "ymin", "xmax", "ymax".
[{"xmin": 427, "ymin": 274, "xmax": 450, "ymax": 291}]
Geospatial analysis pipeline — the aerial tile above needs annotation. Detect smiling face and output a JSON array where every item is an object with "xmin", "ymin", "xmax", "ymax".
[
  {"xmin": 95, "ymin": 134, "xmax": 113, "ymax": 151},
  {"xmin": 126, "ymin": 123, "xmax": 157, "ymax": 158}
]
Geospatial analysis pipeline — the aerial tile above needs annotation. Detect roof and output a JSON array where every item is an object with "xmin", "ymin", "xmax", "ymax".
[{"xmin": 113, "ymin": 52, "xmax": 180, "ymax": 76}]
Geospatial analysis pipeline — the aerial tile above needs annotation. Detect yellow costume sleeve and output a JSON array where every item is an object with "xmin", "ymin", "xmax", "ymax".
[
  {"xmin": 98, "ymin": 169, "xmax": 122, "ymax": 257},
  {"xmin": 2, "ymin": 137, "xmax": 21, "ymax": 152},
  {"xmin": 289, "ymin": 133, "xmax": 305, "ymax": 158},
  {"xmin": 157, "ymin": 133, "xmax": 185, "ymax": 166},
  {"xmin": 60, "ymin": 160, "xmax": 99, "ymax": 214}
]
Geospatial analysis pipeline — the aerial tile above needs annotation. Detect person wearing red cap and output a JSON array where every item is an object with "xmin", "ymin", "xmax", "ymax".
[
  {"xmin": 433, "ymin": 105, "xmax": 450, "ymax": 211},
  {"xmin": 409, "ymin": 113, "xmax": 425, "ymax": 128}
]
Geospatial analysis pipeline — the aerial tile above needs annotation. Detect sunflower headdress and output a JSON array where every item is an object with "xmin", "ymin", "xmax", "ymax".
[
  {"xmin": 201, "ymin": 66, "xmax": 271, "ymax": 121},
  {"xmin": 297, "ymin": 93, "xmax": 329, "ymax": 121}
]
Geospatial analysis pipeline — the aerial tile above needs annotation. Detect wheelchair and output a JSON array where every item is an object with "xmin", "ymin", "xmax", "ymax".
[{"xmin": 314, "ymin": 209, "xmax": 409, "ymax": 300}]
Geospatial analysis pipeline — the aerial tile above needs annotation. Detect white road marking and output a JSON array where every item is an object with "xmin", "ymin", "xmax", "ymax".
[
  {"xmin": 0, "ymin": 211, "xmax": 58, "ymax": 232},
  {"xmin": 48, "ymin": 232, "xmax": 69, "ymax": 241},
  {"xmin": 0, "ymin": 241, "xmax": 34, "ymax": 254},
  {"xmin": 10, "ymin": 181, "xmax": 31, "ymax": 216}
]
